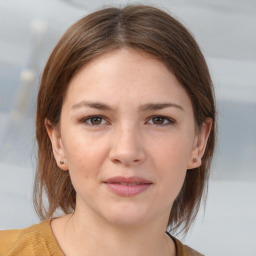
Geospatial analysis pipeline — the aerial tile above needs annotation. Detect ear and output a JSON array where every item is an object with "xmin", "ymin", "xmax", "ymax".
[
  {"xmin": 45, "ymin": 119, "xmax": 68, "ymax": 171},
  {"xmin": 187, "ymin": 118, "xmax": 213, "ymax": 170}
]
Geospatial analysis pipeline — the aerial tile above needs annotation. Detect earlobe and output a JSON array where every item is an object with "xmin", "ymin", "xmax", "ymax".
[
  {"xmin": 187, "ymin": 118, "xmax": 212, "ymax": 170},
  {"xmin": 45, "ymin": 119, "xmax": 68, "ymax": 171}
]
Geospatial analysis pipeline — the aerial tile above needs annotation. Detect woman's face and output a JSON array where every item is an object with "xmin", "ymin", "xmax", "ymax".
[{"xmin": 48, "ymin": 48, "xmax": 210, "ymax": 227}]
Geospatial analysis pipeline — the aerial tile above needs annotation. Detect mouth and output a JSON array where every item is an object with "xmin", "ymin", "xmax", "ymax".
[{"xmin": 103, "ymin": 176, "xmax": 153, "ymax": 197}]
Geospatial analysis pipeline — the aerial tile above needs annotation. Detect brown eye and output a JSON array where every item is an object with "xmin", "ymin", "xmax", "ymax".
[
  {"xmin": 152, "ymin": 117, "xmax": 165, "ymax": 125},
  {"xmin": 89, "ymin": 116, "xmax": 103, "ymax": 125},
  {"xmin": 147, "ymin": 116, "xmax": 174, "ymax": 126},
  {"xmin": 81, "ymin": 116, "xmax": 107, "ymax": 126}
]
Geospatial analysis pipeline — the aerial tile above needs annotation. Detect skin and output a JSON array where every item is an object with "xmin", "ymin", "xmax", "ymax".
[{"xmin": 46, "ymin": 48, "xmax": 212, "ymax": 256}]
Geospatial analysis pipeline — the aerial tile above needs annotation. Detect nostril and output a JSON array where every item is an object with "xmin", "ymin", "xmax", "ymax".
[
  {"xmin": 110, "ymin": 156, "xmax": 145, "ymax": 167},
  {"xmin": 113, "ymin": 158, "xmax": 122, "ymax": 164},
  {"xmin": 108, "ymin": 136, "xmax": 146, "ymax": 166},
  {"xmin": 109, "ymin": 151, "xmax": 145, "ymax": 166}
]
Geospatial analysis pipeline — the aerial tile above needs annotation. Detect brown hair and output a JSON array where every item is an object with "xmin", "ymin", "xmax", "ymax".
[{"xmin": 34, "ymin": 5, "xmax": 216, "ymax": 235}]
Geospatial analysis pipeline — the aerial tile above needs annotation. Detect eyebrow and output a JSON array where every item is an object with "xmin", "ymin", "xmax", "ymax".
[
  {"xmin": 139, "ymin": 103, "xmax": 184, "ymax": 111},
  {"xmin": 71, "ymin": 101, "xmax": 184, "ymax": 112},
  {"xmin": 72, "ymin": 101, "xmax": 112, "ymax": 111}
]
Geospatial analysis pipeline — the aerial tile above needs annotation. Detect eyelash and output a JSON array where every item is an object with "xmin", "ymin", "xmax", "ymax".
[
  {"xmin": 80, "ymin": 115, "xmax": 175, "ymax": 127},
  {"xmin": 146, "ymin": 115, "xmax": 175, "ymax": 126},
  {"xmin": 81, "ymin": 115, "xmax": 109, "ymax": 126}
]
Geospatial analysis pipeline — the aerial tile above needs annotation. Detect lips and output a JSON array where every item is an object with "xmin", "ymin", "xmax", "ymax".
[{"xmin": 103, "ymin": 176, "xmax": 153, "ymax": 197}]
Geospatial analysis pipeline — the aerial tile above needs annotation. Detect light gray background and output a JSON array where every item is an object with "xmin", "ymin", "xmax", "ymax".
[{"xmin": 0, "ymin": 0, "xmax": 256, "ymax": 255}]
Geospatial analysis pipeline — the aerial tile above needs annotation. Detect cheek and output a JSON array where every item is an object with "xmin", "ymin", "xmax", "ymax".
[
  {"xmin": 151, "ymin": 134, "xmax": 193, "ymax": 193},
  {"xmin": 153, "ymin": 133, "xmax": 193, "ymax": 168},
  {"xmin": 63, "ymin": 139, "xmax": 103, "ymax": 196},
  {"xmin": 62, "ymin": 133, "xmax": 108, "ymax": 178}
]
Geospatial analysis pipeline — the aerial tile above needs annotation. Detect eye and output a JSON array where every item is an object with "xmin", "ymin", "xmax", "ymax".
[
  {"xmin": 147, "ymin": 116, "xmax": 174, "ymax": 126},
  {"xmin": 81, "ymin": 115, "xmax": 108, "ymax": 126}
]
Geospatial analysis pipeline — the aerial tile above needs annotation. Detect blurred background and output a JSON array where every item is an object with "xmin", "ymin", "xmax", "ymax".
[{"xmin": 0, "ymin": 0, "xmax": 255, "ymax": 255}]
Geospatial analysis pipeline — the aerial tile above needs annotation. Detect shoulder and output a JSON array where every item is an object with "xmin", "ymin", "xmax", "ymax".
[
  {"xmin": 0, "ymin": 223, "xmax": 37, "ymax": 255},
  {"xmin": 0, "ymin": 228, "xmax": 24, "ymax": 255},
  {"xmin": 0, "ymin": 220, "xmax": 64, "ymax": 256},
  {"xmin": 172, "ymin": 236, "xmax": 204, "ymax": 256}
]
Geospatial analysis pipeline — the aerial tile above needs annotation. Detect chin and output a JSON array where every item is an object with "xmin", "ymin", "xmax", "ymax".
[
  {"xmin": 101, "ymin": 203, "xmax": 154, "ymax": 228},
  {"xmin": 107, "ymin": 214, "xmax": 148, "ymax": 228}
]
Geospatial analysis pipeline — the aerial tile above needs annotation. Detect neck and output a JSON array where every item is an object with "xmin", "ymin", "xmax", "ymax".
[{"xmin": 54, "ymin": 210, "xmax": 175, "ymax": 256}]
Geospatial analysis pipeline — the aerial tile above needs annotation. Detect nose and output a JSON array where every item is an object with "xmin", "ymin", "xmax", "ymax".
[{"xmin": 109, "ymin": 126, "xmax": 146, "ymax": 167}]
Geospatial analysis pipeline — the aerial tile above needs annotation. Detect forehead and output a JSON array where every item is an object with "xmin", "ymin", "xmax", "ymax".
[{"xmin": 63, "ymin": 48, "xmax": 192, "ymax": 111}]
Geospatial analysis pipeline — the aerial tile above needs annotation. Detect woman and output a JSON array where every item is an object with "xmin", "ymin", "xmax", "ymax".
[{"xmin": 0, "ymin": 5, "xmax": 216, "ymax": 256}]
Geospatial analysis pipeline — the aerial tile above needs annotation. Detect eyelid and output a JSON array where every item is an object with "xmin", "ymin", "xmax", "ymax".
[
  {"xmin": 146, "ymin": 115, "xmax": 176, "ymax": 125},
  {"xmin": 80, "ymin": 115, "xmax": 110, "ymax": 126}
]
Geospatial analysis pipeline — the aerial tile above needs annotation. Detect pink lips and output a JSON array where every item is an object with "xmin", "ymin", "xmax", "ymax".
[{"xmin": 104, "ymin": 176, "xmax": 152, "ymax": 197}]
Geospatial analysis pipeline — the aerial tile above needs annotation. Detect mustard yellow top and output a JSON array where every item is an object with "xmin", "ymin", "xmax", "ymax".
[{"xmin": 0, "ymin": 220, "xmax": 203, "ymax": 256}]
